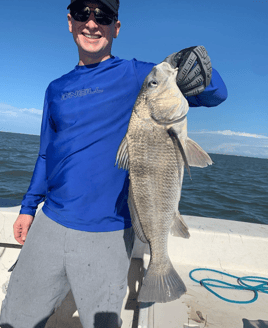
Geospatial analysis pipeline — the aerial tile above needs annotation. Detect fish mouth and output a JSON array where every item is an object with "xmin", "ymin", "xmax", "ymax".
[{"xmin": 153, "ymin": 113, "xmax": 187, "ymax": 126}]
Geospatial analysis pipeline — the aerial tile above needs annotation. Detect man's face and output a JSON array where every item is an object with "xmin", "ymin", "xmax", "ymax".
[{"xmin": 67, "ymin": 1, "xmax": 121, "ymax": 64}]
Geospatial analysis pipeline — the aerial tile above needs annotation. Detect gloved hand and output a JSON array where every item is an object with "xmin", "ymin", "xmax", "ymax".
[{"xmin": 163, "ymin": 46, "xmax": 212, "ymax": 97}]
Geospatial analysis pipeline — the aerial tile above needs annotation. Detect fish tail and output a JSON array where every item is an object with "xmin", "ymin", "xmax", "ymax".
[{"xmin": 138, "ymin": 260, "xmax": 186, "ymax": 303}]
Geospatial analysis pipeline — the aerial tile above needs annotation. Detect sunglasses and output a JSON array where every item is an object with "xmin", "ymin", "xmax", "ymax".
[{"xmin": 70, "ymin": 5, "xmax": 116, "ymax": 25}]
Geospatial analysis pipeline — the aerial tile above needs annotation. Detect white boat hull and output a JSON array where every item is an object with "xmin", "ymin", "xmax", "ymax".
[{"xmin": 1, "ymin": 204, "xmax": 268, "ymax": 327}]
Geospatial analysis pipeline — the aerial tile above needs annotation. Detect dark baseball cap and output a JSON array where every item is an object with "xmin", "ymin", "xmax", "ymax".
[{"xmin": 67, "ymin": 0, "xmax": 119, "ymax": 15}]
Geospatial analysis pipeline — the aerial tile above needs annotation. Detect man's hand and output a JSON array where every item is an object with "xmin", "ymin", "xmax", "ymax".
[
  {"xmin": 164, "ymin": 45, "xmax": 212, "ymax": 97},
  {"xmin": 13, "ymin": 214, "xmax": 34, "ymax": 245}
]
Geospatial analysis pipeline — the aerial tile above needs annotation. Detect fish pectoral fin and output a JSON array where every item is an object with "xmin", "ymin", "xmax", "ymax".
[
  {"xmin": 186, "ymin": 137, "xmax": 213, "ymax": 167},
  {"xmin": 115, "ymin": 135, "xmax": 129, "ymax": 171},
  {"xmin": 128, "ymin": 187, "xmax": 148, "ymax": 244},
  {"xmin": 170, "ymin": 211, "xmax": 190, "ymax": 238},
  {"xmin": 167, "ymin": 127, "xmax": 191, "ymax": 178}
]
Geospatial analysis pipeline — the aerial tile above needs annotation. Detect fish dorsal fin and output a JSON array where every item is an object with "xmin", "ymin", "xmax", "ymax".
[
  {"xmin": 186, "ymin": 137, "xmax": 213, "ymax": 167},
  {"xmin": 115, "ymin": 136, "xmax": 129, "ymax": 171}
]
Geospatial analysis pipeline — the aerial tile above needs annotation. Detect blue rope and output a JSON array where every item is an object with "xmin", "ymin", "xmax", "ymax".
[{"xmin": 189, "ymin": 268, "xmax": 268, "ymax": 304}]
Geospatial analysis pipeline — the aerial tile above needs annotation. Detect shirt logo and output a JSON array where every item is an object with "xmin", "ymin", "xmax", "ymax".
[{"xmin": 61, "ymin": 87, "xmax": 103, "ymax": 100}]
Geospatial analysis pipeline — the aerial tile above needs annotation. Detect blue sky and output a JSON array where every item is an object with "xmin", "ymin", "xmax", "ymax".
[{"xmin": 1, "ymin": 0, "xmax": 267, "ymax": 158}]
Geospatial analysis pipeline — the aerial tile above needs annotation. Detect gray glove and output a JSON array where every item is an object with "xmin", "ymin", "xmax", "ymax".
[{"xmin": 164, "ymin": 46, "xmax": 212, "ymax": 97}]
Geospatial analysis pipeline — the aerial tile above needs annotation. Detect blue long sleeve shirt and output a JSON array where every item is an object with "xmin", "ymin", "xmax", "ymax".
[{"xmin": 20, "ymin": 56, "xmax": 227, "ymax": 232}]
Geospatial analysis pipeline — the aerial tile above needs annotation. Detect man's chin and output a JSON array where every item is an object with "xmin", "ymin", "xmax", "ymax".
[{"xmin": 78, "ymin": 49, "xmax": 112, "ymax": 65}]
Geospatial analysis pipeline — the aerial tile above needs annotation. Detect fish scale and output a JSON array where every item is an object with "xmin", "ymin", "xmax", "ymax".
[
  {"xmin": 115, "ymin": 61, "xmax": 213, "ymax": 303},
  {"xmin": 127, "ymin": 113, "xmax": 183, "ymax": 263}
]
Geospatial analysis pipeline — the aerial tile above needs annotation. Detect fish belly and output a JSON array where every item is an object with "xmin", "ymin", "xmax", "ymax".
[
  {"xmin": 127, "ymin": 118, "xmax": 186, "ymax": 302},
  {"xmin": 128, "ymin": 120, "xmax": 182, "ymax": 250}
]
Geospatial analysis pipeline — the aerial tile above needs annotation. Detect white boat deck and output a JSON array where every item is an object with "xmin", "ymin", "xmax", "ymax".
[{"xmin": 1, "ymin": 205, "xmax": 268, "ymax": 327}]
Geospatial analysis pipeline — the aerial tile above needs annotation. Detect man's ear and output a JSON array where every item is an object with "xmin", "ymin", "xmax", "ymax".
[
  {"xmin": 67, "ymin": 14, "xmax": 73, "ymax": 33},
  {"xmin": 113, "ymin": 20, "xmax": 121, "ymax": 38}
]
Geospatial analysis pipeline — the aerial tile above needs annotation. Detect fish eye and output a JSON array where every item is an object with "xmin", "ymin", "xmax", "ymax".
[{"xmin": 148, "ymin": 80, "xmax": 158, "ymax": 88}]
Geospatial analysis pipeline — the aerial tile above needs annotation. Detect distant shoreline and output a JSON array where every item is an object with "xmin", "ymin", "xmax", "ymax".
[
  {"xmin": 0, "ymin": 130, "xmax": 39, "ymax": 137},
  {"xmin": 0, "ymin": 130, "xmax": 267, "ymax": 160}
]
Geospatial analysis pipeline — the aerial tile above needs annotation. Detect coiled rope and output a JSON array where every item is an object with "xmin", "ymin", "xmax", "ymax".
[{"xmin": 189, "ymin": 268, "xmax": 268, "ymax": 304}]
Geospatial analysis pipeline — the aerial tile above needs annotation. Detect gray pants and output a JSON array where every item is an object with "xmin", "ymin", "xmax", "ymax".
[{"xmin": 0, "ymin": 209, "xmax": 134, "ymax": 328}]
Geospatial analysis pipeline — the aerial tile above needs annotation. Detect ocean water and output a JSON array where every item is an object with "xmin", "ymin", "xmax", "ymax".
[{"xmin": 0, "ymin": 131, "xmax": 267, "ymax": 225}]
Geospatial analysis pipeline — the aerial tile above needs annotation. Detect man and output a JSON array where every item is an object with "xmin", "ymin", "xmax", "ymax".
[{"xmin": 0, "ymin": 0, "xmax": 227, "ymax": 327}]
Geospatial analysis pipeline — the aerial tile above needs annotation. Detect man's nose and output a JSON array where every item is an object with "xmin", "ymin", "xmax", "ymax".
[{"xmin": 85, "ymin": 12, "xmax": 98, "ymax": 27}]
